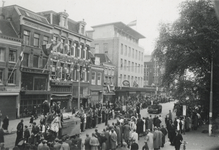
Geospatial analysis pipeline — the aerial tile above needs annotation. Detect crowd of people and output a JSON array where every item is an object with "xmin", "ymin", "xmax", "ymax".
[{"xmin": 0, "ymin": 95, "xmax": 188, "ymax": 150}]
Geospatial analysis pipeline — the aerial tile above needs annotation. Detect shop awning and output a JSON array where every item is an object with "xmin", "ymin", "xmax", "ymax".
[
  {"xmin": 103, "ymin": 92, "xmax": 115, "ymax": 96},
  {"xmin": 22, "ymin": 90, "xmax": 52, "ymax": 95},
  {"xmin": 51, "ymin": 94, "xmax": 72, "ymax": 97},
  {"xmin": 0, "ymin": 92, "xmax": 19, "ymax": 96}
]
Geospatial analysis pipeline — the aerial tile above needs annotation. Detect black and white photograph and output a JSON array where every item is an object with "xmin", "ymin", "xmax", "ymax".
[{"xmin": 0, "ymin": 0, "xmax": 219, "ymax": 149}]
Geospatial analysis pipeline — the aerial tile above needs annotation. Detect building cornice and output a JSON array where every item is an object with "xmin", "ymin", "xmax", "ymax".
[
  {"xmin": 0, "ymin": 36, "xmax": 21, "ymax": 46},
  {"xmin": 53, "ymin": 25, "xmax": 93, "ymax": 42}
]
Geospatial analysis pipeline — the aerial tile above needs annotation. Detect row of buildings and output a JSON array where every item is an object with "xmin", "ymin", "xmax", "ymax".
[{"xmin": 0, "ymin": 5, "xmax": 163, "ymax": 119}]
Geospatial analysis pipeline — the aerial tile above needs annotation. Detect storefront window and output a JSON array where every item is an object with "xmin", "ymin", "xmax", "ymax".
[
  {"xmin": 34, "ymin": 77, "xmax": 47, "ymax": 90},
  {"xmin": 91, "ymin": 72, "xmax": 96, "ymax": 85}
]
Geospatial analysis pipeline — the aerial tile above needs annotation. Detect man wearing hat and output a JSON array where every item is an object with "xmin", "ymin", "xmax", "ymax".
[
  {"xmin": 54, "ymin": 138, "xmax": 62, "ymax": 150},
  {"xmin": 60, "ymin": 136, "xmax": 70, "ymax": 150},
  {"xmin": 37, "ymin": 139, "xmax": 50, "ymax": 150}
]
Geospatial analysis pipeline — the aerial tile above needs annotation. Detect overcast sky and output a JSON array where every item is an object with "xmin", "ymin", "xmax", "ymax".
[{"xmin": 3, "ymin": 0, "xmax": 183, "ymax": 55}]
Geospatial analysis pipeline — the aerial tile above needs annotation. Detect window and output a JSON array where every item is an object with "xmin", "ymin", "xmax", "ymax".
[
  {"xmin": 34, "ymin": 77, "xmax": 47, "ymax": 90},
  {"xmin": 97, "ymin": 72, "xmax": 102, "ymax": 85},
  {"xmin": 43, "ymin": 36, "xmax": 49, "ymax": 45},
  {"xmin": 124, "ymin": 60, "xmax": 127, "ymax": 70},
  {"xmin": 112, "ymin": 68, "xmax": 115, "ymax": 76},
  {"xmin": 109, "ymin": 68, "xmax": 111, "ymax": 76},
  {"xmin": 120, "ymin": 59, "xmax": 123, "ymax": 69},
  {"xmin": 71, "ymin": 43, "xmax": 76, "ymax": 56},
  {"xmin": 0, "ymin": 48, "xmax": 5, "ymax": 61},
  {"xmin": 128, "ymin": 75, "xmax": 130, "ymax": 82},
  {"xmin": 129, "ymin": 47, "xmax": 131, "ymax": 57},
  {"xmin": 8, "ymin": 69, "xmax": 16, "ymax": 84},
  {"xmin": 23, "ymin": 30, "xmax": 30, "ymax": 45},
  {"xmin": 95, "ymin": 44, "xmax": 99, "ymax": 53},
  {"xmin": 9, "ymin": 49, "xmax": 17, "ymax": 62},
  {"xmin": 33, "ymin": 55, "xmax": 39, "ymax": 68},
  {"xmin": 121, "ymin": 44, "xmax": 123, "ymax": 54},
  {"xmin": 51, "ymin": 61, "xmax": 57, "ymax": 79},
  {"xmin": 124, "ymin": 75, "xmax": 126, "ymax": 80},
  {"xmin": 60, "ymin": 63, "xmax": 65, "ymax": 80},
  {"xmin": 103, "ymin": 43, "xmax": 108, "ymax": 54},
  {"xmin": 125, "ymin": 45, "xmax": 127, "ymax": 56},
  {"xmin": 91, "ymin": 72, "xmax": 96, "ymax": 85},
  {"xmin": 42, "ymin": 57, "xmax": 48, "ymax": 69},
  {"xmin": 132, "ymin": 49, "xmax": 134, "ymax": 58},
  {"xmin": 0, "ymin": 69, "xmax": 3, "ymax": 83},
  {"xmin": 81, "ymin": 25, "xmax": 85, "ymax": 34},
  {"xmin": 33, "ymin": 33, "xmax": 40, "ymax": 47},
  {"xmin": 104, "ymin": 68, "xmax": 108, "ymax": 75},
  {"xmin": 132, "ymin": 62, "xmax": 134, "ymax": 71},
  {"xmin": 23, "ymin": 53, "xmax": 29, "ymax": 67},
  {"xmin": 128, "ymin": 61, "xmax": 130, "ymax": 71},
  {"xmin": 136, "ymin": 50, "xmax": 138, "ymax": 59},
  {"xmin": 60, "ymin": 38, "xmax": 65, "ymax": 54},
  {"xmin": 135, "ymin": 63, "xmax": 137, "ymax": 72}
]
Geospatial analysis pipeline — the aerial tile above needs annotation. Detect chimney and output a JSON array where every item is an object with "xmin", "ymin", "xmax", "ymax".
[{"xmin": 0, "ymin": 1, "xmax": 5, "ymax": 20}]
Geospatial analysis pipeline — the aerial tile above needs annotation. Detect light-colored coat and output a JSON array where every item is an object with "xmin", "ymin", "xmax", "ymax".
[
  {"xmin": 110, "ymin": 132, "xmax": 117, "ymax": 149},
  {"xmin": 153, "ymin": 130, "xmax": 161, "ymax": 149},
  {"xmin": 145, "ymin": 132, "xmax": 154, "ymax": 150}
]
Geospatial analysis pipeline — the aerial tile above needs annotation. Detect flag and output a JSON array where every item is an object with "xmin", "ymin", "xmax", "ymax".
[
  {"xmin": 42, "ymin": 43, "xmax": 53, "ymax": 55},
  {"xmin": 19, "ymin": 51, "xmax": 24, "ymax": 62},
  {"xmin": 127, "ymin": 20, "xmax": 137, "ymax": 27}
]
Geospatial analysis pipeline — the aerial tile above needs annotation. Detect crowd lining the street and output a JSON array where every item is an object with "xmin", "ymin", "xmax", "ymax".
[{"xmin": 0, "ymin": 95, "xmax": 207, "ymax": 150}]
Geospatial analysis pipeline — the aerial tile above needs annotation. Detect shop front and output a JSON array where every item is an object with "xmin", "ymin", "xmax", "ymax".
[
  {"xmin": 90, "ymin": 89, "xmax": 103, "ymax": 107},
  {"xmin": 50, "ymin": 80, "xmax": 73, "ymax": 112},
  {"xmin": 20, "ymin": 91, "xmax": 51, "ymax": 117},
  {"xmin": 103, "ymin": 85, "xmax": 115, "ymax": 107},
  {"xmin": 0, "ymin": 93, "xmax": 19, "ymax": 120}
]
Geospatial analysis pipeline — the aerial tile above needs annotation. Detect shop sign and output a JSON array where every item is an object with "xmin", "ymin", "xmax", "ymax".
[{"xmin": 122, "ymin": 80, "xmax": 130, "ymax": 87}]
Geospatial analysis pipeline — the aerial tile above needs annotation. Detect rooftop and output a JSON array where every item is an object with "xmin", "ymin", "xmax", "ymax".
[
  {"xmin": 0, "ymin": 19, "xmax": 18, "ymax": 38},
  {"xmin": 91, "ymin": 22, "xmax": 145, "ymax": 39},
  {"xmin": 94, "ymin": 53, "xmax": 114, "ymax": 66}
]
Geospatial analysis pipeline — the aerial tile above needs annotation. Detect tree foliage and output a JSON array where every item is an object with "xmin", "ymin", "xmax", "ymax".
[{"xmin": 153, "ymin": 0, "xmax": 219, "ymax": 117}]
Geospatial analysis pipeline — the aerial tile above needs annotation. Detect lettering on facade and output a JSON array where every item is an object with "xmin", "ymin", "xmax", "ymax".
[
  {"xmin": 122, "ymin": 80, "xmax": 130, "ymax": 87},
  {"xmin": 22, "ymin": 68, "xmax": 49, "ymax": 74},
  {"xmin": 23, "ymin": 20, "xmax": 51, "ymax": 33}
]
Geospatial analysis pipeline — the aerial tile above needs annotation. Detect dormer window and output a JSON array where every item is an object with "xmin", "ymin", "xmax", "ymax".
[
  {"xmin": 59, "ymin": 11, "xmax": 69, "ymax": 28},
  {"xmin": 79, "ymin": 19, "xmax": 86, "ymax": 35},
  {"xmin": 81, "ymin": 25, "xmax": 85, "ymax": 35}
]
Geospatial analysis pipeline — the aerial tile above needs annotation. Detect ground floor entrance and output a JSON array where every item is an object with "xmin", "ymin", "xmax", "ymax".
[{"xmin": 0, "ymin": 96, "xmax": 17, "ymax": 119}]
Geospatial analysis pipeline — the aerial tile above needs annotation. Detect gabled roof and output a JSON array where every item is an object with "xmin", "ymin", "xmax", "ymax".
[
  {"xmin": 0, "ymin": 19, "xmax": 18, "ymax": 38},
  {"xmin": 92, "ymin": 22, "xmax": 145, "ymax": 39},
  {"xmin": 94, "ymin": 53, "xmax": 114, "ymax": 66},
  {"xmin": 39, "ymin": 11, "xmax": 79, "ymax": 33},
  {"xmin": 12, "ymin": 5, "xmax": 49, "ymax": 24}
]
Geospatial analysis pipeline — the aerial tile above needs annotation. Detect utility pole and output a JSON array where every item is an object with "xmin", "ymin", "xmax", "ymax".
[
  {"xmin": 78, "ymin": 65, "xmax": 82, "ymax": 111},
  {"xmin": 209, "ymin": 56, "xmax": 213, "ymax": 136}
]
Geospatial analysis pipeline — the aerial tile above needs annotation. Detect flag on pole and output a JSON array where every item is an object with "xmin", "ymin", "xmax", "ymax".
[
  {"xmin": 127, "ymin": 20, "xmax": 137, "ymax": 27},
  {"xmin": 42, "ymin": 43, "xmax": 53, "ymax": 55}
]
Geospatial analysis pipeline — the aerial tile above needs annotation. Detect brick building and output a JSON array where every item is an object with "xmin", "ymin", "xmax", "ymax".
[{"xmin": 0, "ymin": 13, "xmax": 22, "ymax": 119}]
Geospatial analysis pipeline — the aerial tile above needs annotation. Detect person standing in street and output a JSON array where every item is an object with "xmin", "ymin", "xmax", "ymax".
[
  {"xmin": 169, "ymin": 110, "xmax": 173, "ymax": 122},
  {"xmin": 24, "ymin": 125, "xmax": 30, "ymax": 143},
  {"xmin": 84, "ymin": 134, "xmax": 91, "ymax": 150},
  {"xmin": 0, "ymin": 110, "xmax": 2, "ymax": 127},
  {"xmin": 173, "ymin": 130, "xmax": 183, "ymax": 150},
  {"xmin": 0, "ymin": 127, "xmax": 4, "ymax": 150},
  {"xmin": 110, "ymin": 129, "xmax": 117, "ymax": 150},
  {"xmin": 145, "ymin": 129, "xmax": 154, "ymax": 150},
  {"xmin": 90, "ymin": 133, "xmax": 99, "ymax": 150},
  {"xmin": 2, "ymin": 115, "xmax": 9, "ymax": 132},
  {"xmin": 15, "ymin": 119, "xmax": 24, "ymax": 146}
]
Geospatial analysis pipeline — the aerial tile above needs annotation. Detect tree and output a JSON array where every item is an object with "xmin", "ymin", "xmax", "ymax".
[{"xmin": 153, "ymin": 0, "xmax": 219, "ymax": 118}]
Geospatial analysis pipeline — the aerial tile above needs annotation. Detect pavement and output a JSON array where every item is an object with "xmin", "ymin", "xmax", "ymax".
[{"xmin": 3, "ymin": 100, "xmax": 219, "ymax": 150}]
